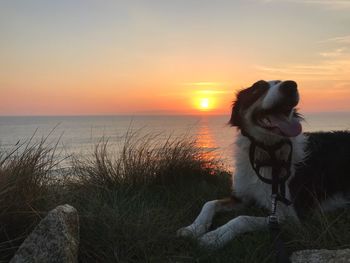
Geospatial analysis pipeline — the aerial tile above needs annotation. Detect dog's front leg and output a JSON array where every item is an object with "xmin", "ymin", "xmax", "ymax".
[
  {"xmin": 177, "ymin": 196, "xmax": 243, "ymax": 238},
  {"xmin": 198, "ymin": 215, "xmax": 268, "ymax": 249}
]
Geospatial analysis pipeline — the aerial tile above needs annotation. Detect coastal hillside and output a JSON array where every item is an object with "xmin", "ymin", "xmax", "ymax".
[{"xmin": 0, "ymin": 133, "xmax": 349, "ymax": 262}]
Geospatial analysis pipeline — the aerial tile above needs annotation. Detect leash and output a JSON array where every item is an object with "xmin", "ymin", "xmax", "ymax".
[{"xmin": 242, "ymin": 130, "xmax": 292, "ymax": 263}]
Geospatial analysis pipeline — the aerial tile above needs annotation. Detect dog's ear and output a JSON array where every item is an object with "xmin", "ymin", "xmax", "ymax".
[
  {"xmin": 228, "ymin": 80, "xmax": 268, "ymax": 127},
  {"xmin": 228, "ymin": 98, "xmax": 241, "ymax": 127},
  {"xmin": 251, "ymin": 80, "xmax": 268, "ymax": 89}
]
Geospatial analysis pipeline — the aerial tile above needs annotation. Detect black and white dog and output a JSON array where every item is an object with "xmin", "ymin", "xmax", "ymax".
[{"xmin": 177, "ymin": 80, "xmax": 350, "ymax": 248}]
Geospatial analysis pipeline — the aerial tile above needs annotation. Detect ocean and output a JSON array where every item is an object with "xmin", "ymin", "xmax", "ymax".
[{"xmin": 1, "ymin": 112, "xmax": 350, "ymax": 170}]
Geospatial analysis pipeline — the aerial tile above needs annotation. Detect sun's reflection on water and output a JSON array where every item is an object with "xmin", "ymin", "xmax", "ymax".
[
  {"xmin": 194, "ymin": 116, "xmax": 235, "ymax": 173},
  {"xmin": 195, "ymin": 118, "xmax": 220, "ymax": 169}
]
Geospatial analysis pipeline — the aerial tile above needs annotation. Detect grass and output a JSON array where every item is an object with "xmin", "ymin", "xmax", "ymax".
[{"xmin": 0, "ymin": 131, "xmax": 349, "ymax": 262}]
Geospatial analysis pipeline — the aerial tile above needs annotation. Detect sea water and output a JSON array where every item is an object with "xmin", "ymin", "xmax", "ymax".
[{"xmin": 0, "ymin": 112, "xmax": 349, "ymax": 170}]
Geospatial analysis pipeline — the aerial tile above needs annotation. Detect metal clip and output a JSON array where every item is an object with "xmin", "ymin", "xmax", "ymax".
[
  {"xmin": 268, "ymin": 214, "xmax": 279, "ymax": 230},
  {"xmin": 271, "ymin": 194, "xmax": 278, "ymax": 214},
  {"xmin": 269, "ymin": 194, "xmax": 279, "ymax": 228}
]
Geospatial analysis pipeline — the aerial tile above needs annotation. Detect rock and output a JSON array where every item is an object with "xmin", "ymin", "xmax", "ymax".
[
  {"xmin": 291, "ymin": 248, "xmax": 350, "ymax": 263},
  {"xmin": 10, "ymin": 204, "xmax": 79, "ymax": 263}
]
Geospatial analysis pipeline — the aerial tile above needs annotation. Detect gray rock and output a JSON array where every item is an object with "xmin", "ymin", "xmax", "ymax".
[
  {"xmin": 10, "ymin": 204, "xmax": 79, "ymax": 263},
  {"xmin": 291, "ymin": 248, "xmax": 350, "ymax": 263}
]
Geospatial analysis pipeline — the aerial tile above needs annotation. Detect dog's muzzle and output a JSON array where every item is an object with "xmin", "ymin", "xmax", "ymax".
[{"xmin": 257, "ymin": 80, "xmax": 302, "ymax": 137}]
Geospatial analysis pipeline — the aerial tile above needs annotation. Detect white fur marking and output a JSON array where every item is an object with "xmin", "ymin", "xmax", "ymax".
[
  {"xmin": 262, "ymin": 81, "xmax": 282, "ymax": 110},
  {"xmin": 320, "ymin": 193, "xmax": 350, "ymax": 212},
  {"xmin": 177, "ymin": 200, "xmax": 220, "ymax": 238},
  {"xmin": 199, "ymin": 216, "xmax": 268, "ymax": 248}
]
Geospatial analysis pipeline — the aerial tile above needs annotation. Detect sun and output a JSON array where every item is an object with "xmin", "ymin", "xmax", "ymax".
[
  {"xmin": 200, "ymin": 98, "xmax": 210, "ymax": 109},
  {"xmin": 193, "ymin": 90, "xmax": 217, "ymax": 112},
  {"xmin": 196, "ymin": 97, "xmax": 214, "ymax": 111}
]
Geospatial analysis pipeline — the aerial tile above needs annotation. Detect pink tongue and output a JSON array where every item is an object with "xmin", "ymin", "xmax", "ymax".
[{"xmin": 269, "ymin": 115, "xmax": 302, "ymax": 137}]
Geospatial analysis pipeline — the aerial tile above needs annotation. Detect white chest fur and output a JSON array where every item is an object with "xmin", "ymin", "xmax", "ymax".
[{"xmin": 233, "ymin": 155, "xmax": 272, "ymax": 210}]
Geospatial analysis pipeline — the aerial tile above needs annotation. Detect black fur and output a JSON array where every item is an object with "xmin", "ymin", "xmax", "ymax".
[
  {"xmin": 229, "ymin": 80, "xmax": 269, "ymax": 127},
  {"xmin": 290, "ymin": 131, "xmax": 350, "ymax": 218}
]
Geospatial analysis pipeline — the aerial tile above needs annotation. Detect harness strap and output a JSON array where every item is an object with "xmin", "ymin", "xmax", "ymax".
[
  {"xmin": 241, "ymin": 129, "xmax": 293, "ymax": 263},
  {"xmin": 246, "ymin": 132, "xmax": 292, "ymax": 206},
  {"xmin": 270, "ymin": 223, "xmax": 291, "ymax": 263}
]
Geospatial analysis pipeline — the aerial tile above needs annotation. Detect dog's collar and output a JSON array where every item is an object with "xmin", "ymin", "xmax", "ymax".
[
  {"xmin": 241, "ymin": 129, "xmax": 293, "ymax": 206},
  {"xmin": 241, "ymin": 129, "xmax": 291, "ymax": 153}
]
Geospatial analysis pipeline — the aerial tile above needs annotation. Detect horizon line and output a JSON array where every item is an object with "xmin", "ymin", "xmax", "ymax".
[{"xmin": 1, "ymin": 110, "xmax": 350, "ymax": 118}]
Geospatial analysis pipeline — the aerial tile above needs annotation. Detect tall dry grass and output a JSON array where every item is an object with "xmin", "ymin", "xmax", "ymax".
[
  {"xmin": 67, "ymin": 132, "xmax": 230, "ymax": 262},
  {"xmin": 0, "ymin": 132, "xmax": 230, "ymax": 261},
  {"xmin": 0, "ymin": 136, "xmax": 64, "ymax": 259},
  {"xmin": 71, "ymin": 131, "xmax": 221, "ymax": 188}
]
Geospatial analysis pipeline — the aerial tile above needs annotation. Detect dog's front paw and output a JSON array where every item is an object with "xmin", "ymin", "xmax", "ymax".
[
  {"xmin": 176, "ymin": 224, "xmax": 207, "ymax": 238},
  {"xmin": 198, "ymin": 231, "xmax": 222, "ymax": 249}
]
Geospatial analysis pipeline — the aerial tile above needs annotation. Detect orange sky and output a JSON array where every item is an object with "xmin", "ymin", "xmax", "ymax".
[{"xmin": 1, "ymin": 1, "xmax": 350, "ymax": 115}]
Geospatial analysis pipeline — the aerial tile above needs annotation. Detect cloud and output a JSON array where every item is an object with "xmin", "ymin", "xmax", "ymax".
[
  {"xmin": 261, "ymin": 0, "xmax": 350, "ymax": 9},
  {"xmin": 159, "ymin": 88, "xmax": 232, "ymax": 97},
  {"xmin": 195, "ymin": 90, "xmax": 232, "ymax": 95},
  {"xmin": 320, "ymin": 48, "xmax": 346, "ymax": 58},
  {"xmin": 321, "ymin": 35, "xmax": 350, "ymax": 44},
  {"xmin": 256, "ymin": 57, "xmax": 350, "ymax": 81},
  {"xmin": 256, "ymin": 35, "xmax": 350, "ymax": 81},
  {"xmin": 182, "ymin": 82, "xmax": 228, "ymax": 87},
  {"xmin": 256, "ymin": 56, "xmax": 350, "ymax": 81},
  {"xmin": 181, "ymin": 82, "xmax": 233, "ymax": 95}
]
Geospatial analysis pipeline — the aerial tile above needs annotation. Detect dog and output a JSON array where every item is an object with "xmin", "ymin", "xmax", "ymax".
[{"xmin": 177, "ymin": 80, "xmax": 350, "ymax": 249}]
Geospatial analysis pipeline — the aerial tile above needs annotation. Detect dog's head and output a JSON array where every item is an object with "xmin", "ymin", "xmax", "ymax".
[{"xmin": 229, "ymin": 80, "xmax": 302, "ymax": 140}]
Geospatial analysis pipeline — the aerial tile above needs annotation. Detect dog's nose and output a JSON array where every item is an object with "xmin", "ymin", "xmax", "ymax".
[{"xmin": 280, "ymin": 80, "xmax": 297, "ymax": 97}]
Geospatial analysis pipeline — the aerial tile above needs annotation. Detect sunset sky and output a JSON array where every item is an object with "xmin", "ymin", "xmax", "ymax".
[{"xmin": 1, "ymin": 0, "xmax": 350, "ymax": 115}]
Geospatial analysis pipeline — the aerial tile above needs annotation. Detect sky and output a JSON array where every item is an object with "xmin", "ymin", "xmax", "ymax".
[{"xmin": 1, "ymin": 0, "xmax": 350, "ymax": 115}]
